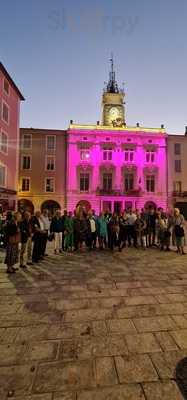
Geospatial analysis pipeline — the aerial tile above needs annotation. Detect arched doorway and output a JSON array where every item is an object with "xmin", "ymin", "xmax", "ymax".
[
  {"xmin": 18, "ymin": 199, "xmax": 34, "ymax": 214},
  {"xmin": 41, "ymin": 200, "xmax": 61, "ymax": 216},
  {"xmin": 144, "ymin": 201, "xmax": 157, "ymax": 210},
  {"xmin": 76, "ymin": 200, "xmax": 91, "ymax": 213},
  {"xmin": 175, "ymin": 202, "xmax": 187, "ymax": 220}
]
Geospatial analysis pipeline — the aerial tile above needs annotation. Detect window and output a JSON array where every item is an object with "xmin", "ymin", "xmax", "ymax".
[
  {"xmin": 45, "ymin": 178, "xmax": 54, "ymax": 192},
  {"xmin": 174, "ymin": 143, "xmax": 181, "ymax": 155},
  {"xmin": 80, "ymin": 173, "xmax": 89, "ymax": 191},
  {"xmin": 124, "ymin": 173, "xmax": 134, "ymax": 191},
  {"xmin": 0, "ymin": 131, "xmax": 8, "ymax": 154},
  {"xmin": 103, "ymin": 201, "xmax": 112, "ymax": 212},
  {"xmin": 80, "ymin": 150, "xmax": 90, "ymax": 161},
  {"xmin": 23, "ymin": 134, "xmax": 32, "ymax": 149},
  {"xmin": 2, "ymin": 101, "xmax": 9, "ymax": 124},
  {"xmin": 0, "ymin": 164, "xmax": 6, "ymax": 187},
  {"xmin": 146, "ymin": 150, "xmax": 155, "ymax": 163},
  {"xmin": 3, "ymin": 79, "xmax": 10, "ymax": 95},
  {"xmin": 124, "ymin": 149, "xmax": 134, "ymax": 162},
  {"xmin": 125, "ymin": 201, "xmax": 133, "ymax": 210},
  {"xmin": 146, "ymin": 175, "xmax": 155, "ymax": 192},
  {"xmin": 22, "ymin": 156, "xmax": 31, "ymax": 170},
  {"xmin": 174, "ymin": 181, "xmax": 182, "ymax": 193},
  {"xmin": 46, "ymin": 156, "xmax": 55, "ymax": 170},
  {"xmin": 103, "ymin": 149, "xmax": 112, "ymax": 161},
  {"xmin": 46, "ymin": 135, "xmax": 56, "ymax": 151},
  {"xmin": 21, "ymin": 178, "xmax": 30, "ymax": 192},
  {"xmin": 103, "ymin": 173, "xmax": 112, "ymax": 192},
  {"xmin": 175, "ymin": 160, "xmax": 181, "ymax": 173}
]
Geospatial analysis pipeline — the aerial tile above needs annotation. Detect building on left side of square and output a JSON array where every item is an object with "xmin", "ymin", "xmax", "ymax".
[
  {"xmin": 0, "ymin": 62, "xmax": 24, "ymax": 212},
  {"xmin": 18, "ymin": 128, "xmax": 67, "ymax": 215}
]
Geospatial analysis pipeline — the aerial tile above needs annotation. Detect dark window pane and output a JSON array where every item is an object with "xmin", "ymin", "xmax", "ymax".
[
  {"xmin": 174, "ymin": 143, "xmax": 181, "ymax": 155},
  {"xmin": 175, "ymin": 160, "xmax": 181, "ymax": 172}
]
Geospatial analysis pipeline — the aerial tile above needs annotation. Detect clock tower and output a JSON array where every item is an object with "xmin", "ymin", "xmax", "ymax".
[{"xmin": 102, "ymin": 55, "xmax": 125, "ymax": 126}]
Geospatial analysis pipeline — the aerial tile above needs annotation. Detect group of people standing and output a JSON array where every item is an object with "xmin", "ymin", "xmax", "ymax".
[{"xmin": 2, "ymin": 205, "xmax": 186, "ymax": 274}]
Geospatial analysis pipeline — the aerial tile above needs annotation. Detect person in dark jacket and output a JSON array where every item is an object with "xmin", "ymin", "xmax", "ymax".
[
  {"xmin": 50, "ymin": 209, "xmax": 64, "ymax": 254},
  {"xmin": 19, "ymin": 211, "xmax": 32, "ymax": 269},
  {"xmin": 147, "ymin": 208, "xmax": 157, "ymax": 247},
  {"xmin": 118, "ymin": 211, "xmax": 128, "ymax": 251},
  {"xmin": 73, "ymin": 206, "xmax": 88, "ymax": 251},
  {"xmin": 108, "ymin": 213, "xmax": 119, "ymax": 250},
  {"xmin": 31, "ymin": 211, "xmax": 44, "ymax": 263},
  {"xmin": 61, "ymin": 209, "xmax": 68, "ymax": 251}
]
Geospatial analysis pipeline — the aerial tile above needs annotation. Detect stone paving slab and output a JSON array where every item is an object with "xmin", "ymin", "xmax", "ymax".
[
  {"xmin": 77, "ymin": 384, "xmax": 144, "ymax": 399},
  {"xmin": 0, "ymin": 248, "xmax": 187, "ymax": 399},
  {"xmin": 143, "ymin": 381, "xmax": 184, "ymax": 399},
  {"xmin": 115, "ymin": 354, "xmax": 159, "ymax": 383},
  {"xmin": 33, "ymin": 360, "xmax": 96, "ymax": 392}
]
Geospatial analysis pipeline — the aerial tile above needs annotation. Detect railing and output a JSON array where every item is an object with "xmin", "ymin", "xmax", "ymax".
[
  {"xmin": 96, "ymin": 188, "xmax": 142, "ymax": 196},
  {"xmin": 173, "ymin": 191, "xmax": 187, "ymax": 198},
  {"xmin": 124, "ymin": 189, "xmax": 142, "ymax": 196}
]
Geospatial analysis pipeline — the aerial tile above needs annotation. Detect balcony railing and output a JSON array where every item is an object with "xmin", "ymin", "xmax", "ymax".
[
  {"xmin": 173, "ymin": 191, "xmax": 187, "ymax": 198},
  {"xmin": 124, "ymin": 188, "xmax": 142, "ymax": 196},
  {"xmin": 96, "ymin": 189, "xmax": 121, "ymax": 196},
  {"xmin": 96, "ymin": 188, "xmax": 142, "ymax": 196}
]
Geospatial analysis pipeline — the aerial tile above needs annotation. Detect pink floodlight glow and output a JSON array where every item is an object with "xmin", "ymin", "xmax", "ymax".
[{"xmin": 66, "ymin": 126, "xmax": 167, "ymax": 214}]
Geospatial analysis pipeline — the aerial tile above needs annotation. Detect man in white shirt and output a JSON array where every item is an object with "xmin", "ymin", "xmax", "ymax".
[
  {"xmin": 87, "ymin": 211, "xmax": 97, "ymax": 250},
  {"xmin": 40, "ymin": 209, "xmax": 50, "ymax": 257},
  {"xmin": 126, "ymin": 209, "xmax": 137, "ymax": 247}
]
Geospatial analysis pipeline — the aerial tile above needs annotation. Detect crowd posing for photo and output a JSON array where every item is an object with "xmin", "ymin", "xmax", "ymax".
[{"xmin": 2, "ymin": 205, "xmax": 186, "ymax": 274}]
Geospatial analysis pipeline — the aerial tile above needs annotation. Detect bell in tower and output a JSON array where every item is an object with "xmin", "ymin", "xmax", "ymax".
[{"xmin": 102, "ymin": 55, "xmax": 126, "ymax": 127}]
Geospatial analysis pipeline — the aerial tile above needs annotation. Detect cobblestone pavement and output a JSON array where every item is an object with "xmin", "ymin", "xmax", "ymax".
[{"xmin": 0, "ymin": 247, "xmax": 187, "ymax": 399}]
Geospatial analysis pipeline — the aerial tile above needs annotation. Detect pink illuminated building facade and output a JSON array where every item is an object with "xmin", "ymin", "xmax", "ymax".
[
  {"xmin": 66, "ymin": 125, "xmax": 167, "ymax": 214},
  {"xmin": 0, "ymin": 63, "xmax": 24, "ymax": 211},
  {"xmin": 66, "ymin": 59, "xmax": 168, "ymax": 214}
]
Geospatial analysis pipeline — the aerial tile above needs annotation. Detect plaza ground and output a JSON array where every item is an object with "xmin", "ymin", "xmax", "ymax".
[{"xmin": 0, "ymin": 247, "xmax": 187, "ymax": 399}]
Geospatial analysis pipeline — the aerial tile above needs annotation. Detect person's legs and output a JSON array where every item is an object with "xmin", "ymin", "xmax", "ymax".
[
  {"xmin": 91, "ymin": 232, "xmax": 96, "ymax": 249},
  {"xmin": 70, "ymin": 233, "xmax": 74, "ymax": 250},
  {"xmin": 181, "ymin": 237, "xmax": 186, "ymax": 255},
  {"xmin": 141, "ymin": 235, "xmax": 146, "ymax": 249},
  {"xmin": 5, "ymin": 244, "xmax": 17, "ymax": 273},
  {"xmin": 20, "ymin": 242, "xmax": 27, "ymax": 267},
  {"xmin": 41, "ymin": 232, "xmax": 48, "ymax": 256},
  {"xmin": 54, "ymin": 233, "xmax": 59, "ymax": 253},
  {"xmin": 58, "ymin": 232, "xmax": 63, "ymax": 252},
  {"xmin": 32, "ymin": 233, "xmax": 40, "ymax": 262},
  {"xmin": 127, "ymin": 226, "xmax": 132, "ymax": 246},
  {"xmin": 27, "ymin": 237, "xmax": 33, "ymax": 264}
]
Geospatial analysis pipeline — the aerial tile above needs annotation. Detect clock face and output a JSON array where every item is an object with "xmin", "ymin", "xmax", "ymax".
[{"xmin": 109, "ymin": 107, "xmax": 120, "ymax": 119}]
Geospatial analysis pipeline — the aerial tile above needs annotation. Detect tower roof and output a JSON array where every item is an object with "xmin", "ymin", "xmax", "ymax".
[{"xmin": 106, "ymin": 54, "xmax": 119, "ymax": 94}]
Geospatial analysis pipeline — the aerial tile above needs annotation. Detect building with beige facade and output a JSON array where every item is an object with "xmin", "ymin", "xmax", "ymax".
[
  {"xmin": 18, "ymin": 128, "xmax": 66, "ymax": 214},
  {"xmin": 167, "ymin": 129, "xmax": 187, "ymax": 216}
]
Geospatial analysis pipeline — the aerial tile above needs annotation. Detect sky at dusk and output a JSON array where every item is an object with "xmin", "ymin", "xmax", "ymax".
[{"xmin": 1, "ymin": 0, "xmax": 187, "ymax": 134}]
